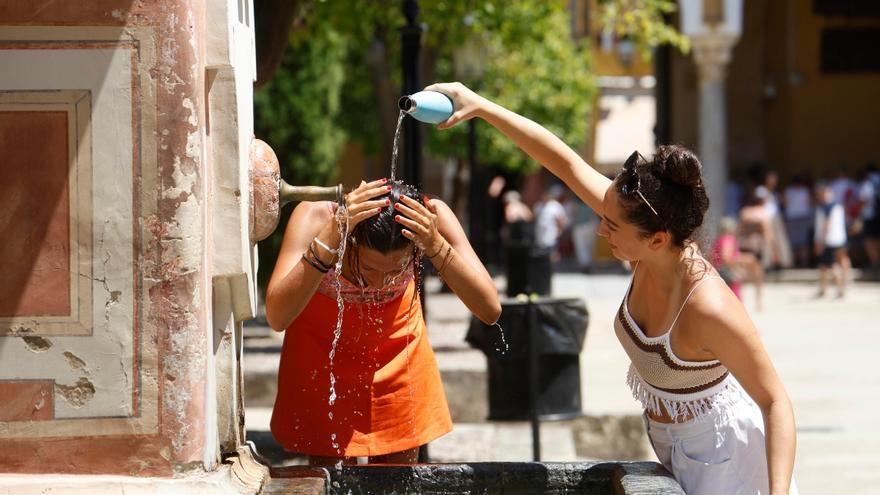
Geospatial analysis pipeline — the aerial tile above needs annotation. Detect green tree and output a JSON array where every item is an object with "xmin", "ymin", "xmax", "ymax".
[
  {"xmin": 277, "ymin": 0, "xmax": 598, "ymax": 175},
  {"xmin": 425, "ymin": 2, "xmax": 596, "ymax": 174},
  {"xmin": 598, "ymin": 0, "xmax": 690, "ymax": 60},
  {"xmin": 254, "ymin": 26, "xmax": 347, "ymax": 188},
  {"xmin": 253, "ymin": 0, "xmax": 685, "ymax": 286}
]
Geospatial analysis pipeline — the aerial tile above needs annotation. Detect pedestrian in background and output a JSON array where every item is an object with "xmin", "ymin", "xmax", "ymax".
[
  {"xmin": 857, "ymin": 163, "xmax": 880, "ymax": 269},
  {"xmin": 782, "ymin": 175, "xmax": 814, "ymax": 268},
  {"xmin": 756, "ymin": 170, "xmax": 792, "ymax": 269},
  {"xmin": 738, "ymin": 190, "xmax": 777, "ymax": 272},
  {"xmin": 814, "ymin": 183, "xmax": 850, "ymax": 299},
  {"xmin": 533, "ymin": 183, "xmax": 569, "ymax": 262},
  {"xmin": 501, "ymin": 189, "xmax": 534, "ymax": 247},
  {"xmin": 570, "ymin": 197, "xmax": 599, "ymax": 272}
]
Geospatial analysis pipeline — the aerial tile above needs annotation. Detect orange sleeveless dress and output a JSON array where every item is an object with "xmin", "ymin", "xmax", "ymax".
[{"xmin": 270, "ymin": 268, "xmax": 452, "ymax": 457}]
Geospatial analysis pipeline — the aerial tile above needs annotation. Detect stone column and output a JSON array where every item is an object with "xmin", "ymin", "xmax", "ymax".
[{"xmin": 691, "ymin": 35, "xmax": 738, "ymax": 240}]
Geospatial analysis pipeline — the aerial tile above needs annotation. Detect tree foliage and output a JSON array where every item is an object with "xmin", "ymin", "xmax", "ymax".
[
  {"xmin": 252, "ymin": 1, "xmax": 685, "ymax": 285},
  {"xmin": 426, "ymin": 2, "xmax": 596, "ymax": 173},
  {"xmin": 254, "ymin": 0, "xmax": 686, "ymax": 180},
  {"xmin": 253, "ymin": 24, "xmax": 348, "ymax": 188},
  {"xmin": 597, "ymin": 0, "xmax": 690, "ymax": 60}
]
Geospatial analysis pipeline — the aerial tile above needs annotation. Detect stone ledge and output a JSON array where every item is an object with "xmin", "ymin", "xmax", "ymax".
[
  {"xmin": 268, "ymin": 462, "xmax": 683, "ymax": 494},
  {"xmin": 0, "ymin": 449, "xmax": 268, "ymax": 495}
]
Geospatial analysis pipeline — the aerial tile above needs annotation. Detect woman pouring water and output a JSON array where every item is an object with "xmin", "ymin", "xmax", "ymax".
[
  {"xmin": 425, "ymin": 82, "xmax": 797, "ymax": 494},
  {"xmin": 266, "ymin": 179, "xmax": 501, "ymax": 465}
]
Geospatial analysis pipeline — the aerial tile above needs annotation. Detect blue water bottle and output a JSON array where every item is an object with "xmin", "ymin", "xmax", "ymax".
[{"xmin": 398, "ymin": 90, "xmax": 454, "ymax": 124}]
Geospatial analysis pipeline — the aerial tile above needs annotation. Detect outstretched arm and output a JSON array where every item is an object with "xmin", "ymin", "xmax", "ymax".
[
  {"xmin": 693, "ymin": 284, "xmax": 797, "ymax": 495},
  {"xmin": 425, "ymin": 82, "xmax": 612, "ymax": 213}
]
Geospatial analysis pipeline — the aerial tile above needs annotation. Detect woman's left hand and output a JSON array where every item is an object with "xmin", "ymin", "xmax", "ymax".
[{"xmin": 393, "ymin": 195, "xmax": 445, "ymax": 256}]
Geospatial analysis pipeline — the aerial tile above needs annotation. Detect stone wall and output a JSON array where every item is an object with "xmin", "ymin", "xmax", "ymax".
[{"xmin": 0, "ymin": 0, "xmax": 257, "ymax": 476}]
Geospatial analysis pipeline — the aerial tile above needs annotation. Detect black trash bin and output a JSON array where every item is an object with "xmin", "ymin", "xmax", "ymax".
[
  {"xmin": 504, "ymin": 244, "xmax": 553, "ymax": 297},
  {"xmin": 503, "ymin": 220, "xmax": 552, "ymax": 297},
  {"xmin": 466, "ymin": 297, "xmax": 588, "ymax": 421}
]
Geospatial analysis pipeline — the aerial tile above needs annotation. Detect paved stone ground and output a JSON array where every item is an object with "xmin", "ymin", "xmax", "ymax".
[{"xmin": 245, "ymin": 271, "xmax": 880, "ymax": 494}]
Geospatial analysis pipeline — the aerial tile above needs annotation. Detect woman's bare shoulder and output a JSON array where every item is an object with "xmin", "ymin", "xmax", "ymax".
[{"xmin": 283, "ymin": 201, "xmax": 334, "ymax": 238}]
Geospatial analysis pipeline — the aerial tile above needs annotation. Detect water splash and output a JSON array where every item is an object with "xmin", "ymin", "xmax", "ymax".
[
  {"xmin": 326, "ymin": 205, "xmax": 349, "ymax": 456},
  {"xmin": 328, "ymin": 373, "xmax": 337, "ymax": 405},
  {"xmin": 389, "ymin": 109, "xmax": 406, "ymax": 183},
  {"xmin": 328, "ymin": 204, "xmax": 350, "ymax": 409},
  {"xmin": 493, "ymin": 322, "xmax": 509, "ymax": 354}
]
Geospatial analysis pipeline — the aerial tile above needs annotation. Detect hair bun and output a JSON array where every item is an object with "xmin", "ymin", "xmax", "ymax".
[{"xmin": 653, "ymin": 145, "xmax": 703, "ymax": 188}]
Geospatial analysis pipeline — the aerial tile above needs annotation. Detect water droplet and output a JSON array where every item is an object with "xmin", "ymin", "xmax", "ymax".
[{"xmin": 494, "ymin": 322, "xmax": 510, "ymax": 354}]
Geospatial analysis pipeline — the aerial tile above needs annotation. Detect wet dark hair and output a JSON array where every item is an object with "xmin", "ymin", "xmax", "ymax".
[
  {"xmin": 347, "ymin": 182, "xmax": 424, "ymax": 289},
  {"xmin": 350, "ymin": 182, "xmax": 423, "ymax": 253},
  {"xmin": 613, "ymin": 145, "xmax": 710, "ymax": 247}
]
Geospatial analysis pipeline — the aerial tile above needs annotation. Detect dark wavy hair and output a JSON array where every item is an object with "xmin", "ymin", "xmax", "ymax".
[
  {"xmin": 346, "ymin": 182, "xmax": 424, "ymax": 288},
  {"xmin": 613, "ymin": 145, "xmax": 710, "ymax": 247}
]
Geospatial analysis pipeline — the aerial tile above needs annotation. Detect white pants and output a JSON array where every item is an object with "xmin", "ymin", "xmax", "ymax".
[{"xmin": 644, "ymin": 396, "xmax": 798, "ymax": 495}]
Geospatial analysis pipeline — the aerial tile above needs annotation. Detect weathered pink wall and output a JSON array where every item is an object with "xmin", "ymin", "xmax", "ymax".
[
  {"xmin": 0, "ymin": 0, "xmax": 209, "ymax": 475},
  {"xmin": 0, "ymin": 111, "xmax": 71, "ymax": 317}
]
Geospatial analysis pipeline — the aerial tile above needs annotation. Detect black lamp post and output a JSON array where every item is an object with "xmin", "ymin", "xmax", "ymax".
[
  {"xmin": 467, "ymin": 120, "xmax": 487, "ymax": 261},
  {"xmin": 400, "ymin": 0, "xmax": 430, "ymax": 463},
  {"xmin": 400, "ymin": 0, "xmax": 424, "ymax": 189}
]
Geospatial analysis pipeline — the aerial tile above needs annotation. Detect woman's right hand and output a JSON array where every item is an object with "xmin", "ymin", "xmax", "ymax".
[
  {"xmin": 424, "ymin": 82, "xmax": 486, "ymax": 130},
  {"xmin": 340, "ymin": 178, "xmax": 391, "ymax": 231}
]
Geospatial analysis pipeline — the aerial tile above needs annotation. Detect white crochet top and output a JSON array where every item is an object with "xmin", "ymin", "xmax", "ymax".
[{"xmin": 614, "ymin": 273, "xmax": 743, "ymax": 422}]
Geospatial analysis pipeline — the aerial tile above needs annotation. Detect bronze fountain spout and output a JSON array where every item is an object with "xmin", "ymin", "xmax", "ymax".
[{"xmin": 249, "ymin": 138, "xmax": 343, "ymax": 242}]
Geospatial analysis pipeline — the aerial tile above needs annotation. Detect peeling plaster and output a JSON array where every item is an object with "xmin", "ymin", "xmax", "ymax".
[
  {"xmin": 181, "ymin": 98, "xmax": 198, "ymax": 126},
  {"xmin": 21, "ymin": 335, "xmax": 52, "ymax": 353},
  {"xmin": 186, "ymin": 129, "xmax": 201, "ymax": 161},
  {"xmin": 62, "ymin": 351, "xmax": 89, "ymax": 375},
  {"xmin": 139, "ymin": 0, "xmax": 210, "ymax": 462},
  {"xmin": 33, "ymin": 390, "xmax": 49, "ymax": 412},
  {"xmin": 55, "ymin": 377, "xmax": 96, "ymax": 407}
]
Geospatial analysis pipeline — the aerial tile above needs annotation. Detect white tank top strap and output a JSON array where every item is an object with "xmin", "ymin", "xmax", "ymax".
[{"xmin": 667, "ymin": 275, "xmax": 724, "ymax": 331}]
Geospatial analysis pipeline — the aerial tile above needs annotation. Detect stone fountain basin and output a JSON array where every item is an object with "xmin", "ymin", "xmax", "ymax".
[{"xmin": 267, "ymin": 461, "xmax": 684, "ymax": 494}]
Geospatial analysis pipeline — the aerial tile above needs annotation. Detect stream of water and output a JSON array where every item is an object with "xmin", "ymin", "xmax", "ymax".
[{"xmin": 389, "ymin": 109, "xmax": 406, "ymax": 183}]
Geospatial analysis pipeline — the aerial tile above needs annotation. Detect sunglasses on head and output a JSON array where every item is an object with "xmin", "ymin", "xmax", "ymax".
[{"xmin": 620, "ymin": 150, "xmax": 660, "ymax": 218}]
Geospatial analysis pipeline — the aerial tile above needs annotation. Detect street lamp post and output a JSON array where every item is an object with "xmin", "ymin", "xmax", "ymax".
[
  {"xmin": 400, "ymin": 0, "xmax": 424, "ymax": 189},
  {"xmin": 400, "ymin": 0, "xmax": 429, "ymax": 463}
]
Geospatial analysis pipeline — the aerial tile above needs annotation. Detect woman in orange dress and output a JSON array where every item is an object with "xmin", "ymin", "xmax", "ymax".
[{"xmin": 266, "ymin": 180, "xmax": 501, "ymax": 465}]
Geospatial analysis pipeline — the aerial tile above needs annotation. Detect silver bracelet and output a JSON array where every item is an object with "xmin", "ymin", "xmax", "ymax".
[{"xmin": 313, "ymin": 236, "xmax": 338, "ymax": 255}]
